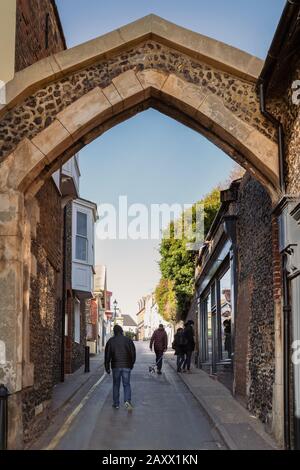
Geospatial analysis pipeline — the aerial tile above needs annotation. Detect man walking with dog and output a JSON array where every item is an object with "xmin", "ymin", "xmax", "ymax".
[{"xmin": 150, "ymin": 324, "xmax": 168, "ymax": 374}]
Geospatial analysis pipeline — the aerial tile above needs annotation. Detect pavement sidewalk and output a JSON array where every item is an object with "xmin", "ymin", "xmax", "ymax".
[
  {"xmin": 166, "ymin": 352, "xmax": 279, "ymax": 450},
  {"xmin": 51, "ymin": 351, "xmax": 105, "ymax": 413}
]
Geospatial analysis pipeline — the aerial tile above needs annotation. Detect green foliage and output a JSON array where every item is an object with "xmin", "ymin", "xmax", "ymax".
[
  {"xmin": 155, "ymin": 278, "xmax": 177, "ymax": 323},
  {"xmin": 155, "ymin": 187, "xmax": 221, "ymax": 321},
  {"xmin": 202, "ymin": 187, "xmax": 221, "ymax": 235},
  {"xmin": 125, "ymin": 331, "xmax": 136, "ymax": 340}
]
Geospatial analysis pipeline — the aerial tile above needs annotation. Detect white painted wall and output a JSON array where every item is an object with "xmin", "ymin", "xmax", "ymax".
[
  {"xmin": 72, "ymin": 198, "xmax": 97, "ymax": 293},
  {"xmin": 52, "ymin": 169, "xmax": 61, "ymax": 191},
  {"xmin": 143, "ymin": 294, "xmax": 174, "ymax": 346},
  {"xmin": 62, "ymin": 154, "xmax": 80, "ymax": 194}
]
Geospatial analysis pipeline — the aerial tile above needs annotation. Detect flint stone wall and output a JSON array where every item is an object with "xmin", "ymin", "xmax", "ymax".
[
  {"xmin": 22, "ymin": 179, "xmax": 63, "ymax": 443},
  {"xmin": 237, "ymin": 173, "xmax": 275, "ymax": 424}
]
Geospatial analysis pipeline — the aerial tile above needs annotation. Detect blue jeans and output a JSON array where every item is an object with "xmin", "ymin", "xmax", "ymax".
[
  {"xmin": 112, "ymin": 368, "xmax": 131, "ymax": 406},
  {"xmin": 155, "ymin": 350, "xmax": 164, "ymax": 371},
  {"xmin": 177, "ymin": 354, "xmax": 185, "ymax": 371},
  {"xmin": 183, "ymin": 351, "xmax": 193, "ymax": 370}
]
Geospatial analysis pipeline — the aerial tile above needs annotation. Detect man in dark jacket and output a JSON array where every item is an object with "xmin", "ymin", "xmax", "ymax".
[
  {"xmin": 183, "ymin": 320, "xmax": 195, "ymax": 373},
  {"xmin": 105, "ymin": 324, "xmax": 136, "ymax": 410},
  {"xmin": 172, "ymin": 327, "xmax": 188, "ymax": 372},
  {"xmin": 150, "ymin": 324, "xmax": 168, "ymax": 374}
]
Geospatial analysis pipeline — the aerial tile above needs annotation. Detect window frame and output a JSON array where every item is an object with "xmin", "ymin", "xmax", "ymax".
[{"xmin": 75, "ymin": 210, "xmax": 88, "ymax": 263}]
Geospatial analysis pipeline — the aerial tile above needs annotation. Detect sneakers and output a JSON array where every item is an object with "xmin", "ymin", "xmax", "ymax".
[
  {"xmin": 112, "ymin": 404, "xmax": 119, "ymax": 409},
  {"xmin": 182, "ymin": 369, "xmax": 186, "ymax": 373},
  {"xmin": 124, "ymin": 401, "xmax": 133, "ymax": 411},
  {"xmin": 157, "ymin": 370, "xmax": 162, "ymax": 375}
]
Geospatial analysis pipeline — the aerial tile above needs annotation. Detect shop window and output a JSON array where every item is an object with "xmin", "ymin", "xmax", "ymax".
[
  {"xmin": 207, "ymin": 293, "xmax": 213, "ymax": 363},
  {"xmin": 219, "ymin": 269, "xmax": 232, "ymax": 361}
]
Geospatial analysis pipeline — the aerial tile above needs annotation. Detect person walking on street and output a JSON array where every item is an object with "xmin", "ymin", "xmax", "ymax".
[
  {"xmin": 105, "ymin": 324, "xmax": 136, "ymax": 410},
  {"xmin": 182, "ymin": 320, "xmax": 195, "ymax": 373},
  {"xmin": 150, "ymin": 324, "xmax": 168, "ymax": 374},
  {"xmin": 172, "ymin": 327, "xmax": 188, "ymax": 372}
]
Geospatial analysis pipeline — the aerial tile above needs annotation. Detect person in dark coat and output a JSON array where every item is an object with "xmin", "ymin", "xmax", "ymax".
[
  {"xmin": 105, "ymin": 324, "xmax": 136, "ymax": 410},
  {"xmin": 150, "ymin": 324, "xmax": 168, "ymax": 374},
  {"xmin": 223, "ymin": 319, "xmax": 232, "ymax": 359},
  {"xmin": 172, "ymin": 327, "xmax": 188, "ymax": 372},
  {"xmin": 182, "ymin": 320, "xmax": 195, "ymax": 373}
]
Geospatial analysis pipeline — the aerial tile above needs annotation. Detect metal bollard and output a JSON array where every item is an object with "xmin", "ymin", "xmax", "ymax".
[
  {"xmin": 0, "ymin": 384, "xmax": 8, "ymax": 450},
  {"xmin": 84, "ymin": 346, "xmax": 90, "ymax": 373}
]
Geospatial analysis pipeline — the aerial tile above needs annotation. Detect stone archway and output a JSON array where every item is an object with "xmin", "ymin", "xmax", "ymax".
[
  {"xmin": 0, "ymin": 15, "xmax": 279, "ymax": 194},
  {"xmin": 0, "ymin": 14, "xmax": 280, "ymax": 446}
]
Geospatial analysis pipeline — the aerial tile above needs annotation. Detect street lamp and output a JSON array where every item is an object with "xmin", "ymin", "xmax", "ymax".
[{"xmin": 113, "ymin": 299, "xmax": 118, "ymax": 320}]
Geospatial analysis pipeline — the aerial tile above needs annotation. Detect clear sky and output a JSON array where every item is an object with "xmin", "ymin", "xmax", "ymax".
[{"xmin": 56, "ymin": 0, "xmax": 285, "ymax": 317}]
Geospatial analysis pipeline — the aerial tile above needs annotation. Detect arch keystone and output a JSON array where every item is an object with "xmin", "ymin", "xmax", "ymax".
[{"xmin": 136, "ymin": 69, "xmax": 169, "ymax": 97}]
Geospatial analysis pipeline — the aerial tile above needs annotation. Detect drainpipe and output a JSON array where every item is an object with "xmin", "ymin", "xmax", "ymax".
[
  {"xmin": 282, "ymin": 251, "xmax": 292, "ymax": 449},
  {"xmin": 259, "ymin": 83, "xmax": 285, "ymax": 193},
  {"xmin": 60, "ymin": 205, "xmax": 67, "ymax": 383}
]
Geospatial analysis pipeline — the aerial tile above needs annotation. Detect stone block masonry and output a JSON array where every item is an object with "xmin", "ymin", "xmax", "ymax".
[{"xmin": 14, "ymin": 0, "xmax": 67, "ymax": 445}]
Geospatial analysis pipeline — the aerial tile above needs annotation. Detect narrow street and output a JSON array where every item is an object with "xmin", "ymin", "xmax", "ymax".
[{"xmin": 37, "ymin": 342, "xmax": 225, "ymax": 450}]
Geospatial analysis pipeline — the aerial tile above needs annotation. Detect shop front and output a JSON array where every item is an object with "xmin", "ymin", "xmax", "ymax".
[{"xmin": 195, "ymin": 182, "xmax": 239, "ymax": 392}]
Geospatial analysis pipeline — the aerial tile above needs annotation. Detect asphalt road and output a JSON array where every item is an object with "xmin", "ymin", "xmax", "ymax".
[{"xmin": 39, "ymin": 341, "xmax": 225, "ymax": 450}]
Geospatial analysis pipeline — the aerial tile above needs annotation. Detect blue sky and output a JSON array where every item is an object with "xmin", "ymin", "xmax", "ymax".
[{"xmin": 56, "ymin": 0, "xmax": 285, "ymax": 316}]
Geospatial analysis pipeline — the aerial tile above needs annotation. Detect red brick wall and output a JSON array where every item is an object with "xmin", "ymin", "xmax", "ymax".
[
  {"xmin": 271, "ymin": 216, "xmax": 282, "ymax": 303},
  {"xmin": 15, "ymin": 0, "xmax": 66, "ymax": 72}
]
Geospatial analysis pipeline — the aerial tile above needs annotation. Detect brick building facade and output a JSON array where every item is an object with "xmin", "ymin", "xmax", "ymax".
[{"xmin": 15, "ymin": 0, "xmax": 66, "ymax": 72}]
